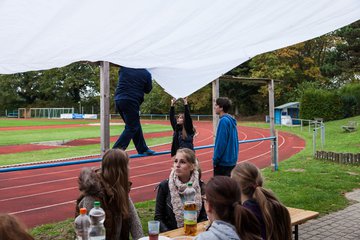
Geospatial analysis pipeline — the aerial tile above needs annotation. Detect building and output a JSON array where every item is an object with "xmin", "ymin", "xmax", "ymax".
[{"xmin": 274, "ymin": 102, "xmax": 300, "ymax": 125}]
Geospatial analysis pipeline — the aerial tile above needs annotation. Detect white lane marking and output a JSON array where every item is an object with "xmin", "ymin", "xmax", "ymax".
[
  {"xmin": 0, "ymin": 177, "xmax": 76, "ymax": 191},
  {"xmin": 0, "ymin": 187, "xmax": 76, "ymax": 202},
  {"xmin": 10, "ymin": 200, "xmax": 75, "ymax": 215}
]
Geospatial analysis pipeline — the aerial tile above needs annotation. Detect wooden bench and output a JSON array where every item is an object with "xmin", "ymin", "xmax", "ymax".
[
  {"xmin": 161, "ymin": 207, "xmax": 319, "ymax": 240},
  {"xmin": 342, "ymin": 121, "xmax": 357, "ymax": 132}
]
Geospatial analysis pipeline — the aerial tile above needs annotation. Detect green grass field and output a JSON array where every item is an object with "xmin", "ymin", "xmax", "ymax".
[
  {"xmin": 29, "ymin": 116, "xmax": 360, "ymax": 239},
  {"xmin": 0, "ymin": 119, "xmax": 172, "ymax": 166},
  {"xmin": 0, "ymin": 118, "xmax": 95, "ymax": 127}
]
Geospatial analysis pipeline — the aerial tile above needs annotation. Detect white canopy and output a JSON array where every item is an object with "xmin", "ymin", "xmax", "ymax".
[{"xmin": 0, "ymin": 0, "xmax": 359, "ymax": 97}]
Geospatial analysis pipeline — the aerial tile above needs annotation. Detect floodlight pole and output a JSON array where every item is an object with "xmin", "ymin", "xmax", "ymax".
[
  {"xmin": 212, "ymin": 78, "xmax": 220, "ymax": 143},
  {"xmin": 100, "ymin": 61, "xmax": 110, "ymax": 156}
]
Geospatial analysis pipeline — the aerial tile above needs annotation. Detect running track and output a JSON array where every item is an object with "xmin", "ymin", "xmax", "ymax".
[{"xmin": 0, "ymin": 121, "xmax": 305, "ymax": 228}]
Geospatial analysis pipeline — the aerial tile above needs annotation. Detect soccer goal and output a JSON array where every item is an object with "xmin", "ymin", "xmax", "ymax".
[{"xmin": 26, "ymin": 108, "xmax": 75, "ymax": 119}]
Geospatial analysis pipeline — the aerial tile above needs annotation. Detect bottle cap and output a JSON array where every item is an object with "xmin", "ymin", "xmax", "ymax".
[
  {"xmin": 80, "ymin": 208, "xmax": 87, "ymax": 215},
  {"xmin": 187, "ymin": 182, "xmax": 193, "ymax": 187},
  {"xmin": 94, "ymin": 201, "xmax": 100, "ymax": 207}
]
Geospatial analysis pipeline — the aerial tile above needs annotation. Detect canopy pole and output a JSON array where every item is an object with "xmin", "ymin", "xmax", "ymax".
[
  {"xmin": 268, "ymin": 79, "xmax": 278, "ymax": 171},
  {"xmin": 100, "ymin": 61, "xmax": 110, "ymax": 156},
  {"xmin": 212, "ymin": 78, "xmax": 219, "ymax": 143}
]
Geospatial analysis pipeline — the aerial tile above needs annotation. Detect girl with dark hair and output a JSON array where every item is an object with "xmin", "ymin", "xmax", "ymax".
[
  {"xmin": 195, "ymin": 176, "xmax": 261, "ymax": 240},
  {"xmin": 231, "ymin": 162, "xmax": 292, "ymax": 240},
  {"xmin": 76, "ymin": 149, "xmax": 143, "ymax": 240},
  {"xmin": 155, "ymin": 148, "xmax": 207, "ymax": 232},
  {"xmin": 0, "ymin": 214, "xmax": 34, "ymax": 240},
  {"xmin": 170, "ymin": 97, "xmax": 196, "ymax": 157}
]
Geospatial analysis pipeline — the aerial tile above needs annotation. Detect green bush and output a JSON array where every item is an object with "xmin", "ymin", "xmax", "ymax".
[
  {"xmin": 339, "ymin": 83, "xmax": 360, "ymax": 118},
  {"xmin": 300, "ymin": 89, "xmax": 343, "ymax": 121}
]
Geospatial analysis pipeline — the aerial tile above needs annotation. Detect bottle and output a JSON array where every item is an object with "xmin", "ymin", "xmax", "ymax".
[
  {"xmin": 75, "ymin": 208, "xmax": 91, "ymax": 240},
  {"xmin": 89, "ymin": 201, "xmax": 106, "ymax": 240},
  {"xmin": 183, "ymin": 182, "xmax": 197, "ymax": 236}
]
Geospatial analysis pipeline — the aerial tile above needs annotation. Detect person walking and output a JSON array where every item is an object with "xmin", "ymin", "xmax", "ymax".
[
  {"xmin": 112, "ymin": 66, "xmax": 155, "ymax": 155},
  {"xmin": 170, "ymin": 97, "xmax": 196, "ymax": 157},
  {"xmin": 212, "ymin": 97, "xmax": 239, "ymax": 176}
]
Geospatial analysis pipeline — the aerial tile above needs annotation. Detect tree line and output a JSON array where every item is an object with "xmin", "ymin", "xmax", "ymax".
[{"xmin": 1, "ymin": 20, "xmax": 359, "ymax": 119}]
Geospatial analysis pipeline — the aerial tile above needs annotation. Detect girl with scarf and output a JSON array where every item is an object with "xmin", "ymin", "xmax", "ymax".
[
  {"xmin": 155, "ymin": 148, "xmax": 207, "ymax": 232},
  {"xmin": 75, "ymin": 149, "xmax": 143, "ymax": 240},
  {"xmin": 170, "ymin": 97, "xmax": 196, "ymax": 157}
]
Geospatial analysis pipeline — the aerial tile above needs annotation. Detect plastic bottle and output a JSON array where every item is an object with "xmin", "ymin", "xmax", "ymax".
[
  {"xmin": 183, "ymin": 182, "xmax": 197, "ymax": 236},
  {"xmin": 89, "ymin": 201, "xmax": 106, "ymax": 240},
  {"xmin": 75, "ymin": 208, "xmax": 91, "ymax": 240}
]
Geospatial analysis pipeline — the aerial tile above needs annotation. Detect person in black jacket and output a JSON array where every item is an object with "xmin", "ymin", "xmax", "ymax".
[
  {"xmin": 170, "ymin": 97, "xmax": 196, "ymax": 157},
  {"xmin": 155, "ymin": 148, "xmax": 207, "ymax": 232},
  {"xmin": 113, "ymin": 66, "xmax": 155, "ymax": 155}
]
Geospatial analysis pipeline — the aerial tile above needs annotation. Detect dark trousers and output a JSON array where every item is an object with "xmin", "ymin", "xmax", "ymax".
[
  {"xmin": 213, "ymin": 165, "xmax": 235, "ymax": 177},
  {"xmin": 113, "ymin": 99, "xmax": 148, "ymax": 153}
]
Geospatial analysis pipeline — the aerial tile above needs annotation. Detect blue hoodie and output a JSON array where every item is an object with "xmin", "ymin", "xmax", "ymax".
[{"xmin": 212, "ymin": 114, "xmax": 239, "ymax": 167}]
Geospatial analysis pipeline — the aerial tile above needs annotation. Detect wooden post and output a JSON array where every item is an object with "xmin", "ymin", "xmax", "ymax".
[
  {"xmin": 100, "ymin": 61, "xmax": 110, "ymax": 156},
  {"xmin": 268, "ymin": 79, "xmax": 277, "ymax": 171},
  {"xmin": 212, "ymin": 78, "xmax": 220, "ymax": 143}
]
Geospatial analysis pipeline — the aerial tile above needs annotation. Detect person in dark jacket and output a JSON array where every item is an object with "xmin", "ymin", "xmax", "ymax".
[
  {"xmin": 155, "ymin": 148, "xmax": 207, "ymax": 232},
  {"xmin": 231, "ymin": 162, "xmax": 292, "ymax": 240},
  {"xmin": 170, "ymin": 97, "xmax": 196, "ymax": 157},
  {"xmin": 113, "ymin": 66, "xmax": 155, "ymax": 155}
]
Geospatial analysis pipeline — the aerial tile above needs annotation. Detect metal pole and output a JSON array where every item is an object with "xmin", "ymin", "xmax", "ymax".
[
  {"xmin": 313, "ymin": 128, "xmax": 317, "ymax": 156},
  {"xmin": 268, "ymin": 79, "xmax": 277, "ymax": 170},
  {"xmin": 321, "ymin": 124, "xmax": 325, "ymax": 148},
  {"xmin": 100, "ymin": 61, "xmax": 110, "ymax": 156},
  {"xmin": 212, "ymin": 78, "xmax": 220, "ymax": 143}
]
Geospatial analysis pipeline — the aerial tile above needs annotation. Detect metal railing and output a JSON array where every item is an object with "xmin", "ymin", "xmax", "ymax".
[
  {"xmin": 110, "ymin": 113, "xmax": 213, "ymax": 121},
  {"xmin": 0, "ymin": 136, "xmax": 277, "ymax": 173}
]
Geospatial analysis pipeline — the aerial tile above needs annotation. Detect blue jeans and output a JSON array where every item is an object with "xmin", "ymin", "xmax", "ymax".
[{"xmin": 113, "ymin": 99, "xmax": 149, "ymax": 153}]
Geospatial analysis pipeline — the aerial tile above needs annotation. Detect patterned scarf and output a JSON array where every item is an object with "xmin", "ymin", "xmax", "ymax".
[{"xmin": 168, "ymin": 169, "xmax": 203, "ymax": 228}]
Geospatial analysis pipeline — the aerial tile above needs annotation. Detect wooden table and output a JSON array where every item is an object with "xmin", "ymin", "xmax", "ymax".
[{"xmin": 161, "ymin": 207, "xmax": 319, "ymax": 240}]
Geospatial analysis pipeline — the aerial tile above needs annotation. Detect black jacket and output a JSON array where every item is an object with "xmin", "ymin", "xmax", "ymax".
[
  {"xmin": 114, "ymin": 67, "xmax": 152, "ymax": 105},
  {"xmin": 154, "ymin": 179, "xmax": 207, "ymax": 233},
  {"xmin": 170, "ymin": 105, "xmax": 195, "ymax": 156}
]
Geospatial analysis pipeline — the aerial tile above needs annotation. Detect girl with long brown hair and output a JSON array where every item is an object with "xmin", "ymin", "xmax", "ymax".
[
  {"xmin": 0, "ymin": 214, "xmax": 34, "ymax": 240},
  {"xmin": 76, "ymin": 149, "xmax": 143, "ymax": 240},
  {"xmin": 231, "ymin": 162, "xmax": 292, "ymax": 240},
  {"xmin": 170, "ymin": 97, "xmax": 196, "ymax": 157},
  {"xmin": 195, "ymin": 176, "xmax": 261, "ymax": 240}
]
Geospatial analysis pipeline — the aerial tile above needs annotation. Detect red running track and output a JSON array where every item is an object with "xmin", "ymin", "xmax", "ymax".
[{"xmin": 0, "ymin": 121, "xmax": 305, "ymax": 228}]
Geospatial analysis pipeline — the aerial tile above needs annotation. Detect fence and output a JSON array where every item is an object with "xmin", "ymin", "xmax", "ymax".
[
  {"xmin": 315, "ymin": 151, "xmax": 360, "ymax": 165},
  {"xmin": 17, "ymin": 108, "xmax": 75, "ymax": 119}
]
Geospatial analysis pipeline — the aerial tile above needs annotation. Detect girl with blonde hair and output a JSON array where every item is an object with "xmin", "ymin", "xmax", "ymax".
[{"xmin": 155, "ymin": 148, "xmax": 207, "ymax": 232}]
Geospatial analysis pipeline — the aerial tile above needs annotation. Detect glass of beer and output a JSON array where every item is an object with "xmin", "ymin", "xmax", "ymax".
[{"xmin": 148, "ymin": 220, "xmax": 160, "ymax": 240}]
